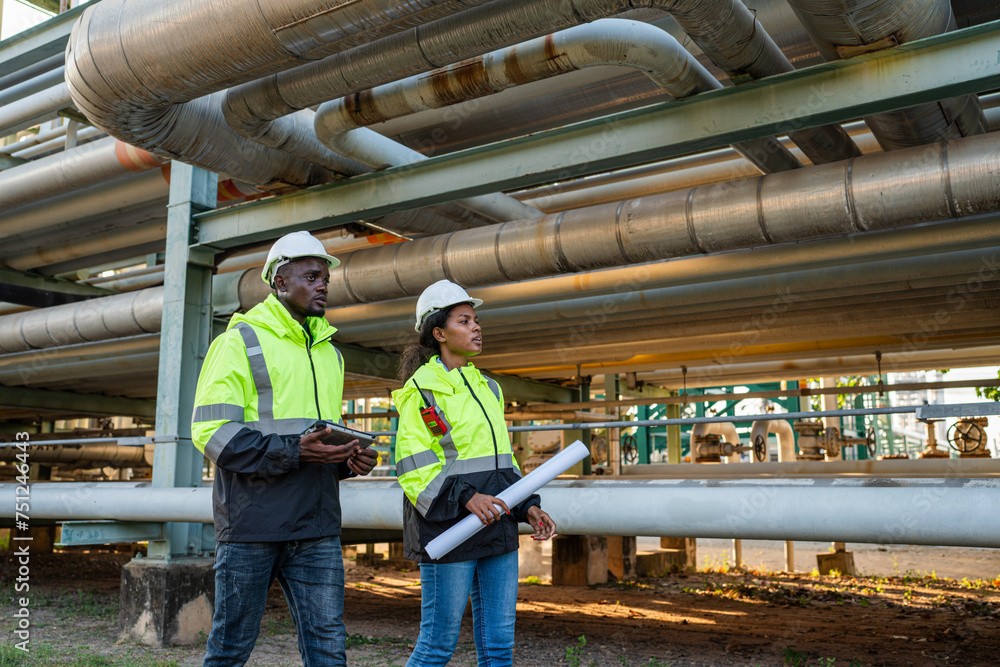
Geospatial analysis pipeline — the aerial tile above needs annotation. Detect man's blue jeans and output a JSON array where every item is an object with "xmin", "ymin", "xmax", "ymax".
[
  {"xmin": 202, "ymin": 536, "xmax": 346, "ymax": 667},
  {"xmin": 406, "ymin": 550, "xmax": 518, "ymax": 667}
]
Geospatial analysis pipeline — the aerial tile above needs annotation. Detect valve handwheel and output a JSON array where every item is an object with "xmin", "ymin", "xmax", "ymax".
[
  {"xmin": 865, "ymin": 426, "xmax": 877, "ymax": 458},
  {"xmin": 947, "ymin": 421, "xmax": 985, "ymax": 453},
  {"xmin": 753, "ymin": 434, "xmax": 767, "ymax": 462},
  {"xmin": 621, "ymin": 433, "xmax": 638, "ymax": 464}
]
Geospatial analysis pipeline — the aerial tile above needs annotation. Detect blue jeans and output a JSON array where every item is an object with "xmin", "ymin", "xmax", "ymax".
[
  {"xmin": 202, "ymin": 536, "xmax": 346, "ymax": 667},
  {"xmin": 406, "ymin": 550, "xmax": 518, "ymax": 667}
]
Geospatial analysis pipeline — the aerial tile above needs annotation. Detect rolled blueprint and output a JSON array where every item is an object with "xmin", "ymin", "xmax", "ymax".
[{"xmin": 424, "ymin": 439, "xmax": 589, "ymax": 560}]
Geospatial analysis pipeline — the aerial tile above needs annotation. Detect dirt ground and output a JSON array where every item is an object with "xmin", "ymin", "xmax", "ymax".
[{"xmin": 1, "ymin": 544, "xmax": 998, "ymax": 667}]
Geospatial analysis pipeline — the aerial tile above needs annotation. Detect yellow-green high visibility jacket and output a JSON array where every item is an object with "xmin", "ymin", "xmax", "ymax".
[
  {"xmin": 392, "ymin": 357, "xmax": 539, "ymax": 563},
  {"xmin": 191, "ymin": 294, "xmax": 348, "ymax": 542}
]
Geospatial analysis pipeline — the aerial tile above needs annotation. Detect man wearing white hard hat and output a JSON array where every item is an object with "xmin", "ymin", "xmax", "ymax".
[{"xmin": 192, "ymin": 231, "xmax": 377, "ymax": 666}]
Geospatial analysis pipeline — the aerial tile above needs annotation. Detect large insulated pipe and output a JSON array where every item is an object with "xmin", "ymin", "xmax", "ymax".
[
  {"xmin": 0, "ymin": 443, "xmax": 151, "ymax": 467},
  {"xmin": 0, "ymin": 84, "xmax": 74, "ymax": 138},
  {"xmin": 0, "ymin": 136, "xmax": 168, "ymax": 212},
  {"xmin": 0, "ymin": 289, "xmax": 162, "ymax": 354},
  {"xmin": 227, "ymin": 0, "xmax": 849, "ymax": 171},
  {"xmin": 786, "ymin": 0, "xmax": 986, "ymax": 151},
  {"xmin": 313, "ymin": 20, "xmax": 799, "ymax": 175},
  {"xmin": 323, "ymin": 131, "xmax": 1000, "ymax": 305},
  {"xmin": 3, "ymin": 478, "xmax": 999, "ymax": 548},
  {"xmin": 750, "ymin": 420, "xmax": 796, "ymax": 463},
  {"xmin": 5, "ymin": 210, "xmax": 996, "ymax": 354},
  {"xmin": 64, "ymin": 0, "xmax": 490, "ymax": 187}
]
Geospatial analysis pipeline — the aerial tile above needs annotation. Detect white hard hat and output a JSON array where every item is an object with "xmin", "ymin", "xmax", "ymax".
[
  {"xmin": 414, "ymin": 280, "xmax": 483, "ymax": 331},
  {"xmin": 261, "ymin": 231, "xmax": 340, "ymax": 286}
]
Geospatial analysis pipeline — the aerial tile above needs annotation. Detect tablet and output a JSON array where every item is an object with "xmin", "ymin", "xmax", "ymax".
[{"xmin": 302, "ymin": 421, "xmax": 375, "ymax": 448}]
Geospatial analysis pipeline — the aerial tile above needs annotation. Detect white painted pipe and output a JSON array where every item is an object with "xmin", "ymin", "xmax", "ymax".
[
  {"xmin": 0, "ymin": 83, "xmax": 73, "ymax": 138},
  {"xmin": 750, "ymin": 419, "xmax": 797, "ymax": 462},
  {"xmin": 4, "ymin": 478, "xmax": 998, "ymax": 547}
]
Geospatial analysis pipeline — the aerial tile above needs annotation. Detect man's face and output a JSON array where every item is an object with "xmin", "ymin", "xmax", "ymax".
[{"xmin": 274, "ymin": 257, "xmax": 329, "ymax": 322}]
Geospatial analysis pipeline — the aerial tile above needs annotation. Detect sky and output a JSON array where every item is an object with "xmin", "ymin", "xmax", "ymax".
[{"xmin": 1, "ymin": 0, "xmax": 93, "ymax": 41}]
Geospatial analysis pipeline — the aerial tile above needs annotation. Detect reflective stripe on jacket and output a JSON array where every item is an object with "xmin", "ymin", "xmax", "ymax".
[
  {"xmin": 191, "ymin": 294, "xmax": 347, "ymax": 542},
  {"xmin": 392, "ymin": 357, "xmax": 539, "ymax": 563}
]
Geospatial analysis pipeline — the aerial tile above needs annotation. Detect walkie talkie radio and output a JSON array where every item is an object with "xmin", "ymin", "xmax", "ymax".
[{"xmin": 413, "ymin": 381, "xmax": 448, "ymax": 437}]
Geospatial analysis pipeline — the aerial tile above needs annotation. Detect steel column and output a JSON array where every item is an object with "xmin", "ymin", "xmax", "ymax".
[{"xmin": 150, "ymin": 163, "xmax": 218, "ymax": 560}]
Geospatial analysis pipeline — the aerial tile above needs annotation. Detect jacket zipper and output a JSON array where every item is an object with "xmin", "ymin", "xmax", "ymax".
[
  {"xmin": 459, "ymin": 368, "xmax": 499, "ymax": 470},
  {"xmin": 304, "ymin": 326, "xmax": 322, "ymax": 419},
  {"xmin": 458, "ymin": 367, "xmax": 508, "ymax": 550}
]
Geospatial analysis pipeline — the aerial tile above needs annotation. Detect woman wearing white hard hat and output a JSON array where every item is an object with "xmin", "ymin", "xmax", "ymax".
[{"xmin": 392, "ymin": 279, "xmax": 556, "ymax": 667}]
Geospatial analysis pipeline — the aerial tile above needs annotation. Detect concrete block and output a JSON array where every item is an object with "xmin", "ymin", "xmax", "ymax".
[
  {"xmin": 518, "ymin": 535, "xmax": 547, "ymax": 579},
  {"xmin": 816, "ymin": 550, "xmax": 856, "ymax": 576},
  {"xmin": 636, "ymin": 549, "xmax": 690, "ymax": 576},
  {"xmin": 119, "ymin": 557, "xmax": 214, "ymax": 647},
  {"xmin": 659, "ymin": 537, "xmax": 697, "ymax": 570},
  {"xmin": 355, "ymin": 551, "xmax": 385, "ymax": 567},
  {"xmin": 606, "ymin": 536, "xmax": 636, "ymax": 581},
  {"xmin": 552, "ymin": 535, "xmax": 607, "ymax": 586}
]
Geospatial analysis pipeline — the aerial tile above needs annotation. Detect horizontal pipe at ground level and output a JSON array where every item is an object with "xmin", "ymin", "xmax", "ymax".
[
  {"xmin": 624, "ymin": 459, "xmax": 1000, "ymax": 478},
  {"xmin": 0, "ymin": 443, "xmax": 151, "ymax": 466},
  {"xmin": 366, "ymin": 406, "xmax": 925, "ymax": 436},
  {"xmin": 3, "ymin": 479, "xmax": 998, "ymax": 547}
]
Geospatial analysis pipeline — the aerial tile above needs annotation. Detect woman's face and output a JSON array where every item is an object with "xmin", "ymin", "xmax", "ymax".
[{"xmin": 434, "ymin": 304, "xmax": 482, "ymax": 358}]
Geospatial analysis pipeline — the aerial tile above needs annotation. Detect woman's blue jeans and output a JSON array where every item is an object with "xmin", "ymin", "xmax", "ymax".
[
  {"xmin": 406, "ymin": 550, "xmax": 518, "ymax": 667},
  {"xmin": 202, "ymin": 536, "xmax": 346, "ymax": 667}
]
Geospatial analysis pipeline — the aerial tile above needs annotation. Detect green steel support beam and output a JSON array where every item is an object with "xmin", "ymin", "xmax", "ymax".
[
  {"xmin": 195, "ymin": 20, "xmax": 1000, "ymax": 249},
  {"xmin": 150, "ymin": 163, "xmax": 218, "ymax": 560},
  {"xmin": 486, "ymin": 372, "xmax": 576, "ymax": 404},
  {"xmin": 0, "ymin": 155, "xmax": 27, "ymax": 169},
  {"xmin": 636, "ymin": 405, "xmax": 651, "ymax": 465},
  {"xmin": 58, "ymin": 521, "xmax": 164, "ymax": 547},
  {"xmin": 0, "ymin": 4, "xmax": 82, "ymax": 73},
  {"xmin": 338, "ymin": 343, "xmax": 398, "ymax": 381},
  {"xmin": 0, "ymin": 385, "xmax": 155, "ymax": 418},
  {"xmin": 0, "ymin": 267, "xmax": 111, "ymax": 297}
]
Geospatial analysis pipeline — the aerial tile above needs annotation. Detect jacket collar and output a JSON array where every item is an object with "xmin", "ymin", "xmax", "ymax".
[
  {"xmin": 394, "ymin": 357, "xmax": 484, "ymax": 404},
  {"xmin": 228, "ymin": 294, "xmax": 337, "ymax": 346}
]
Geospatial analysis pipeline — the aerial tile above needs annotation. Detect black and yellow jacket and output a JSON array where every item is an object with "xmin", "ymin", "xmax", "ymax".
[
  {"xmin": 191, "ymin": 295, "xmax": 349, "ymax": 542},
  {"xmin": 392, "ymin": 357, "xmax": 539, "ymax": 563}
]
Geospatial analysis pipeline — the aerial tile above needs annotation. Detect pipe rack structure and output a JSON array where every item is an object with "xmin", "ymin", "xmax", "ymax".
[{"xmin": 2, "ymin": 0, "xmax": 1000, "ymax": 637}]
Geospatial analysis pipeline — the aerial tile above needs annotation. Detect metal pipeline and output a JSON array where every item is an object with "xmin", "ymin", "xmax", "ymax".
[
  {"xmin": 0, "ymin": 67, "xmax": 67, "ymax": 109},
  {"xmin": 625, "ymin": 458, "xmax": 1000, "ymax": 478},
  {"xmin": 65, "ymin": 0, "xmax": 489, "ymax": 187},
  {"xmin": 0, "ymin": 136, "xmax": 168, "ymax": 213},
  {"xmin": 0, "ymin": 83, "xmax": 73, "ymax": 138},
  {"xmin": 0, "ymin": 443, "xmax": 152, "ymax": 467},
  {"xmin": 321, "ymin": 131, "xmax": 1000, "ymax": 305},
  {"xmin": 313, "ymin": 20, "xmax": 798, "ymax": 175},
  {"xmin": 63, "ymin": 0, "xmax": 830, "ymax": 186},
  {"xmin": 8, "ymin": 126, "xmax": 105, "ymax": 160},
  {"xmin": 3, "ymin": 478, "xmax": 999, "ymax": 548},
  {"xmin": 0, "ymin": 54, "xmax": 63, "ymax": 92},
  {"xmin": 750, "ymin": 420, "xmax": 796, "ymax": 463},
  {"xmin": 228, "ymin": 0, "xmax": 853, "ymax": 172},
  {"xmin": 334, "ymin": 244, "xmax": 997, "ymax": 344},
  {"xmin": 786, "ymin": 0, "xmax": 986, "ymax": 151},
  {"xmin": 0, "ymin": 289, "xmax": 162, "ymax": 354}
]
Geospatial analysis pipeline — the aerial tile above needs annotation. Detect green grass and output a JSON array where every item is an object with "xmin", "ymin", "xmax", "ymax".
[{"xmin": 0, "ymin": 644, "xmax": 180, "ymax": 667}]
